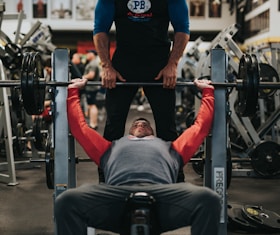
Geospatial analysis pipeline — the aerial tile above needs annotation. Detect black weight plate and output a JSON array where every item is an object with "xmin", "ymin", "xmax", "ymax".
[
  {"xmin": 192, "ymin": 159, "xmax": 204, "ymax": 176},
  {"xmin": 21, "ymin": 52, "xmax": 45, "ymax": 115},
  {"xmin": 251, "ymin": 54, "xmax": 260, "ymax": 108},
  {"xmin": 32, "ymin": 117, "xmax": 45, "ymax": 151},
  {"xmin": 242, "ymin": 205, "xmax": 280, "ymax": 232},
  {"xmin": 10, "ymin": 110, "xmax": 24, "ymax": 157},
  {"xmin": 27, "ymin": 52, "xmax": 36, "ymax": 104},
  {"xmin": 32, "ymin": 52, "xmax": 45, "ymax": 114},
  {"xmin": 45, "ymin": 138, "xmax": 54, "ymax": 189},
  {"xmin": 21, "ymin": 52, "xmax": 30, "ymax": 75},
  {"xmin": 227, "ymin": 203, "xmax": 259, "ymax": 233},
  {"xmin": 10, "ymin": 87, "xmax": 21, "ymax": 112},
  {"xmin": 21, "ymin": 52, "xmax": 31, "ymax": 85},
  {"xmin": 250, "ymin": 141, "xmax": 280, "ymax": 178},
  {"xmin": 28, "ymin": 52, "xmax": 45, "ymax": 115},
  {"xmin": 259, "ymin": 63, "xmax": 280, "ymax": 98},
  {"xmin": 236, "ymin": 54, "xmax": 259, "ymax": 117},
  {"xmin": 21, "ymin": 52, "xmax": 33, "ymax": 114}
]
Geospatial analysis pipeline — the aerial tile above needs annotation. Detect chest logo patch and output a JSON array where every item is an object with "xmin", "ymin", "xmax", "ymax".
[
  {"xmin": 127, "ymin": 0, "xmax": 152, "ymax": 22},
  {"xmin": 127, "ymin": 0, "xmax": 151, "ymax": 13}
]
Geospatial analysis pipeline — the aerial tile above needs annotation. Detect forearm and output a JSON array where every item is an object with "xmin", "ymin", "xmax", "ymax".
[
  {"xmin": 67, "ymin": 88, "xmax": 111, "ymax": 165},
  {"xmin": 82, "ymin": 71, "xmax": 95, "ymax": 80},
  {"xmin": 93, "ymin": 33, "xmax": 112, "ymax": 68},
  {"xmin": 172, "ymin": 88, "xmax": 214, "ymax": 164},
  {"xmin": 168, "ymin": 32, "xmax": 190, "ymax": 66}
]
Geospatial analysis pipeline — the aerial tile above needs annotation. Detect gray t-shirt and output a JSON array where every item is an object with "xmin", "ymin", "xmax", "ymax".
[
  {"xmin": 100, "ymin": 136, "xmax": 183, "ymax": 185},
  {"xmin": 84, "ymin": 58, "xmax": 100, "ymax": 91}
]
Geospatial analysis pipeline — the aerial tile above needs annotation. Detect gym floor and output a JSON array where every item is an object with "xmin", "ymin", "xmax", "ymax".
[{"xmin": 0, "ymin": 107, "xmax": 280, "ymax": 235}]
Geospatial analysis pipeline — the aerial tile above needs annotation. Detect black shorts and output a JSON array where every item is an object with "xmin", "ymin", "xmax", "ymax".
[{"xmin": 85, "ymin": 90, "xmax": 99, "ymax": 105}]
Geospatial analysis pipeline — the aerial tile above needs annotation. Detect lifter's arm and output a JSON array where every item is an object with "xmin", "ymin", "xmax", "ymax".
[
  {"xmin": 172, "ymin": 79, "xmax": 214, "ymax": 164},
  {"xmin": 67, "ymin": 78, "xmax": 112, "ymax": 166}
]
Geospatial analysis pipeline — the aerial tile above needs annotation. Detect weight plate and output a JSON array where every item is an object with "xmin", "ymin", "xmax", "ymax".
[
  {"xmin": 21, "ymin": 52, "xmax": 33, "ymax": 114},
  {"xmin": 259, "ymin": 63, "xmax": 280, "ymax": 98},
  {"xmin": 45, "ymin": 137, "xmax": 54, "ymax": 189},
  {"xmin": 32, "ymin": 117, "xmax": 46, "ymax": 151},
  {"xmin": 227, "ymin": 202, "xmax": 259, "ymax": 233},
  {"xmin": 242, "ymin": 205, "xmax": 280, "ymax": 232},
  {"xmin": 29, "ymin": 52, "xmax": 45, "ymax": 115},
  {"xmin": 10, "ymin": 86, "xmax": 21, "ymax": 113},
  {"xmin": 192, "ymin": 159, "xmax": 204, "ymax": 176},
  {"xmin": 236, "ymin": 54, "xmax": 259, "ymax": 117},
  {"xmin": 10, "ymin": 110, "xmax": 24, "ymax": 157},
  {"xmin": 250, "ymin": 141, "xmax": 280, "ymax": 178},
  {"xmin": 35, "ymin": 52, "xmax": 46, "ymax": 113},
  {"xmin": 21, "ymin": 52, "xmax": 45, "ymax": 115}
]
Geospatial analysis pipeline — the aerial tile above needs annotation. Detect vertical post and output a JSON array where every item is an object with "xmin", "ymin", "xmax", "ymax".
[
  {"xmin": 52, "ymin": 48, "xmax": 76, "ymax": 198},
  {"xmin": 210, "ymin": 48, "xmax": 228, "ymax": 235},
  {"xmin": 52, "ymin": 48, "xmax": 77, "ymax": 235}
]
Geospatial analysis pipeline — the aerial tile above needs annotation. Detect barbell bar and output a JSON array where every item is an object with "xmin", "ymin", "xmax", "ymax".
[
  {"xmin": 1, "ymin": 80, "xmax": 280, "ymax": 89},
  {"xmin": 1, "ymin": 51, "xmax": 280, "ymax": 116},
  {"xmin": 3, "ymin": 80, "xmax": 280, "ymax": 88}
]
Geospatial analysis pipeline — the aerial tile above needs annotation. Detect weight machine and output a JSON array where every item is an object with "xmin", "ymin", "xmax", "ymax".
[
  {"xmin": 181, "ymin": 24, "xmax": 280, "ymax": 178},
  {"xmin": 0, "ymin": 1, "xmax": 57, "ymax": 185}
]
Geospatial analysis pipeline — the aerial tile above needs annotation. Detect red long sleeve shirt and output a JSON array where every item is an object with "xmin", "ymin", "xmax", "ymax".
[{"xmin": 67, "ymin": 88, "xmax": 214, "ymax": 184}]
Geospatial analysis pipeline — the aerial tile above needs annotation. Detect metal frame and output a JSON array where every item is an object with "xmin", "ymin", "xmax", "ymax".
[
  {"xmin": 0, "ymin": 60, "xmax": 18, "ymax": 185},
  {"xmin": 204, "ymin": 49, "xmax": 228, "ymax": 235},
  {"xmin": 49, "ymin": 48, "xmax": 230, "ymax": 235},
  {"xmin": 52, "ymin": 48, "xmax": 76, "ymax": 234},
  {"xmin": 52, "ymin": 48, "xmax": 76, "ymax": 198}
]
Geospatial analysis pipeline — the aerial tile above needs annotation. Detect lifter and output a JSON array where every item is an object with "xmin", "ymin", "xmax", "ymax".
[{"xmin": 54, "ymin": 78, "xmax": 221, "ymax": 235}]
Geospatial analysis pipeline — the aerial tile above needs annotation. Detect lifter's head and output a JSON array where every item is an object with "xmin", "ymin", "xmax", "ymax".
[{"xmin": 128, "ymin": 118, "xmax": 154, "ymax": 138}]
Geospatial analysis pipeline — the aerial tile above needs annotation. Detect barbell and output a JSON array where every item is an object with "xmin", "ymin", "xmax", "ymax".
[
  {"xmin": 1, "ymin": 78, "xmax": 278, "ymax": 88},
  {"xmin": 0, "ymin": 52, "xmax": 279, "ymax": 116}
]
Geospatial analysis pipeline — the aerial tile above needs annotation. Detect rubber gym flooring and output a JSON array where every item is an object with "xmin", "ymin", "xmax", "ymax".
[{"xmin": 1, "ymin": 107, "xmax": 280, "ymax": 235}]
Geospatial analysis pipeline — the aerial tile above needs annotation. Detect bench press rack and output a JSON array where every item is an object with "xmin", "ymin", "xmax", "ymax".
[{"xmin": 48, "ymin": 48, "xmax": 229, "ymax": 235}]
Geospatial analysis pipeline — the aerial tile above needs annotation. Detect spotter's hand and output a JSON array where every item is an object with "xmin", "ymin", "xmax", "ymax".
[
  {"xmin": 154, "ymin": 62, "xmax": 177, "ymax": 89},
  {"xmin": 101, "ymin": 66, "xmax": 126, "ymax": 89}
]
